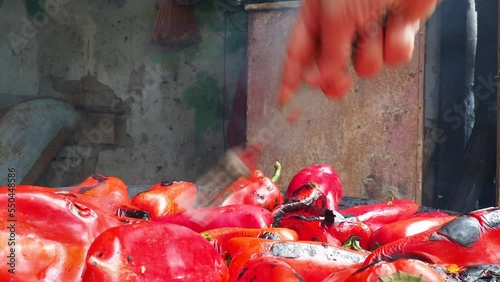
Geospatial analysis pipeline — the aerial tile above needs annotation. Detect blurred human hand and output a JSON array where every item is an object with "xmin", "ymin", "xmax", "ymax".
[{"xmin": 279, "ymin": 0, "xmax": 439, "ymax": 104}]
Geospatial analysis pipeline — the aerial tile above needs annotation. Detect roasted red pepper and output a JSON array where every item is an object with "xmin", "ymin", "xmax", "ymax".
[
  {"xmin": 70, "ymin": 175, "xmax": 129, "ymax": 202},
  {"xmin": 345, "ymin": 259, "xmax": 445, "ymax": 282},
  {"xmin": 272, "ymin": 182, "xmax": 371, "ymax": 248},
  {"xmin": 130, "ymin": 180, "xmax": 198, "ymax": 218},
  {"xmin": 201, "ymin": 227, "xmax": 298, "ymax": 261},
  {"xmin": 320, "ymin": 264, "xmax": 362, "ymax": 282},
  {"xmin": 272, "ymin": 182, "xmax": 339, "ymax": 244},
  {"xmin": 153, "ymin": 204, "xmax": 273, "ymax": 232},
  {"xmin": 227, "ymin": 237, "xmax": 368, "ymax": 281},
  {"xmin": 331, "ymin": 216, "xmax": 372, "ymax": 251},
  {"xmin": 369, "ymin": 215, "xmax": 457, "ymax": 250},
  {"xmin": 69, "ymin": 175, "xmax": 150, "ymax": 222},
  {"xmin": 273, "ymin": 182, "xmax": 328, "ymax": 226},
  {"xmin": 409, "ymin": 211, "xmax": 452, "ymax": 218},
  {"xmin": 286, "ymin": 164, "xmax": 342, "ymax": 211},
  {"xmin": 364, "ymin": 207, "xmax": 500, "ymax": 267},
  {"xmin": 0, "ymin": 186, "xmax": 122, "ymax": 281},
  {"xmin": 340, "ymin": 199, "xmax": 420, "ymax": 232},
  {"xmin": 82, "ymin": 222, "xmax": 229, "ymax": 281},
  {"xmin": 211, "ymin": 162, "xmax": 283, "ymax": 210},
  {"xmin": 278, "ymin": 212, "xmax": 341, "ymax": 245},
  {"xmin": 228, "ymin": 257, "xmax": 305, "ymax": 282},
  {"xmin": 277, "ymin": 212, "xmax": 372, "ymax": 250}
]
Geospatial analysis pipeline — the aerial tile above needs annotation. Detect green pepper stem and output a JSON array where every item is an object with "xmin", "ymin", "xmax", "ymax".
[
  {"xmin": 271, "ymin": 161, "xmax": 282, "ymax": 183},
  {"xmin": 379, "ymin": 271, "xmax": 426, "ymax": 282},
  {"xmin": 342, "ymin": 236, "xmax": 370, "ymax": 253},
  {"xmin": 201, "ymin": 233, "xmax": 211, "ymax": 241}
]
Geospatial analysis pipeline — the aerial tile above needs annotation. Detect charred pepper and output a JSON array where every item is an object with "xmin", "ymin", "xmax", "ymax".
[
  {"xmin": 153, "ymin": 204, "xmax": 273, "ymax": 233},
  {"xmin": 286, "ymin": 164, "xmax": 342, "ymax": 211},
  {"xmin": 130, "ymin": 180, "xmax": 198, "ymax": 218},
  {"xmin": 364, "ymin": 206, "xmax": 500, "ymax": 267},
  {"xmin": 227, "ymin": 237, "xmax": 368, "ymax": 281},
  {"xmin": 0, "ymin": 186, "xmax": 122, "ymax": 281},
  {"xmin": 82, "ymin": 222, "xmax": 229, "ymax": 281},
  {"xmin": 211, "ymin": 162, "xmax": 283, "ymax": 211}
]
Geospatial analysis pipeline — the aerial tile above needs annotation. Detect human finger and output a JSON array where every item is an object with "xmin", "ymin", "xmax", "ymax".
[
  {"xmin": 383, "ymin": 14, "xmax": 420, "ymax": 66},
  {"xmin": 317, "ymin": 1, "xmax": 356, "ymax": 98},
  {"xmin": 353, "ymin": 20, "xmax": 385, "ymax": 78},
  {"xmin": 279, "ymin": 2, "xmax": 320, "ymax": 106}
]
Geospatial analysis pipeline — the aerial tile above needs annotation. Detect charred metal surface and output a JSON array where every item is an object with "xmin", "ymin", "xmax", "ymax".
[
  {"xmin": 457, "ymin": 264, "xmax": 500, "ymax": 281},
  {"xmin": 436, "ymin": 264, "xmax": 500, "ymax": 281},
  {"xmin": 245, "ymin": 2, "xmax": 426, "ymax": 203},
  {"xmin": 498, "ymin": 0, "xmax": 500, "ymax": 208},
  {"xmin": 447, "ymin": 112, "xmax": 497, "ymax": 213},
  {"xmin": 337, "ymin": 196, "xmax": 379, "ymax": 209}
]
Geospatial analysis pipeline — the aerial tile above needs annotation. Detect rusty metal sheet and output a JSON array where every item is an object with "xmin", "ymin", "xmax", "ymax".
[
  {"xmin": 497, "ymin": 0, "xmax": 500, "ymax": 206},
  {"xmin": 0, "ymin": 98, "xmax": 82, "ymax": 185},
  {"xmin": 245, "ymin": 3, "xmax": 425, "ymax": 203}
]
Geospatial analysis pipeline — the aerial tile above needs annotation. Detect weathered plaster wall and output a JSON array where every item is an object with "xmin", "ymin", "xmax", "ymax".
[{"xmin": 0, "ymin": 0, "xmax": 247, "ymax": 186}]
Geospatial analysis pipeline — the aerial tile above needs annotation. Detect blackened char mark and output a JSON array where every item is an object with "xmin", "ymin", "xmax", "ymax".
[
  {"xmin": 259, "ymin": 231, "xmax": 288, "ymax": 240},
  {"xmin": 91, "ymin": 175, "xmax": 108, "ymax": 182},
  {"xmin": 160, "ymin": 180, "xmax": 183, "ymax": 186},
  {"xmin": 75, "ymin": 175, "xmax": 108, "ymax": 194},
  {"xmin": 437, "ymin": 215, "xmax": 481, "ymax": 247},
  {"xmin": 479, "ymin": 207, "xmax": 500, "ymax": 228},
  {"xmin": 117, "ymin": 206, "xmax": 151, "ymax": 220}
]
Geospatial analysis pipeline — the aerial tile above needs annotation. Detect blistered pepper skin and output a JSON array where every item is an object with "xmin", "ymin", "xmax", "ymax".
[
  {"xmin": 365, "ymin": 207, "xmax": 500, "ymax": 267},
  {"xmin": 82, "ymin": 222, "xmax": 230, "ymax": 282},
  {"xmin": 286, "ymin": 164, "xmax": 342, "ymax": 211},
  {"xmin": 0, "ymin": 186, "xmax": 122, "ymax": 282}
]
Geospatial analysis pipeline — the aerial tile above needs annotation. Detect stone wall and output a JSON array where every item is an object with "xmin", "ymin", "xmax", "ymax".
[{"xmin": 0, "ymin": 0, "xmax": 248, "ymax": 187}]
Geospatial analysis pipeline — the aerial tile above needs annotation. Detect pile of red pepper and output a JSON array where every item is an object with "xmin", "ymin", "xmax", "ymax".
[{"xmin": 2, "ymin": 163, "xmax": 500, "ymax": 281}]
